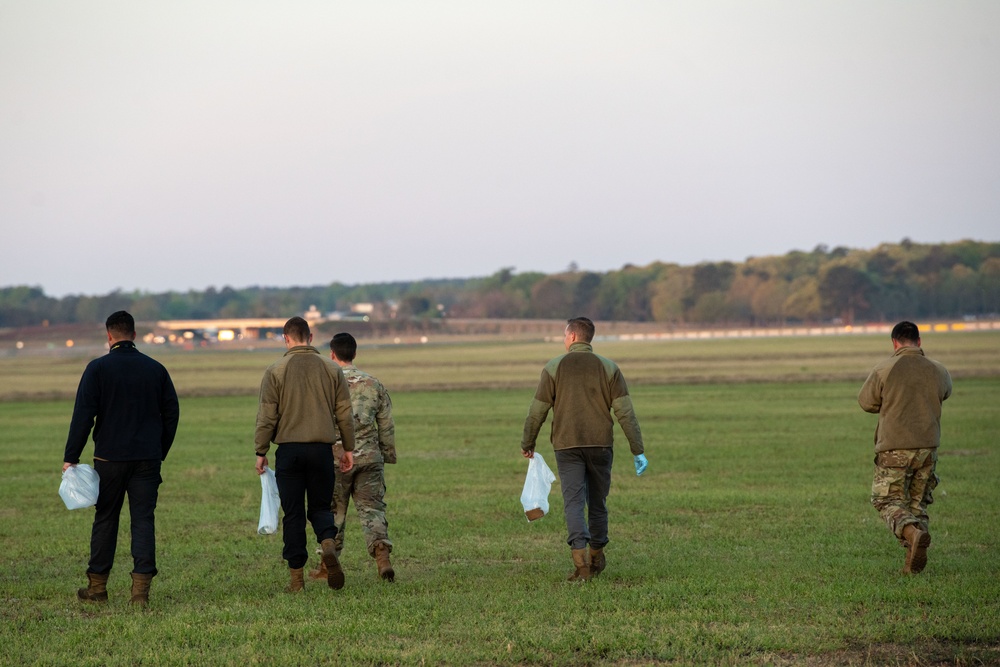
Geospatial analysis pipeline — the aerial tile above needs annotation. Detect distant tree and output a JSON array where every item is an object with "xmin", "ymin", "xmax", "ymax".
[
  {"xmin": 572, "ymin": 272, "xmax": 602, "ymax": 315},
  {"xmin": 530, "ymin": 277, "xmax": 572, "ymax": 318},
  {"xmin": 0, "ymin": 285, "xmax": 55, "ymax": 327},
  {"xmin": 649, "ymin": 267, "xmax": 690, "ymax": 324},
  {"xmin": 818, "ymin": 262, "xmax": 875, "ymax": 324},
  {"xmin": 7, "ymin": 240, "xmax": 1000, "ymax": 327},
  {"xmin": 783, "ymin": 276, "xmax": 821, "ymax": 322},
  {"xmin": 397, "ymin": 294, "xmax": 433, "ymax": 318},
  {"xmin": 980, "ymin": 258, "xmax": 1000, "ymax": 315},
  {"xmin": 690, "ymin": 262, "xmax": 735, "ymax": 299}
]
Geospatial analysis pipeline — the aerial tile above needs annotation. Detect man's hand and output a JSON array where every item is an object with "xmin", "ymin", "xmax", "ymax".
[
  {"xmin": 634, "ymin": 453, "xmax": 648, "ymax": 476},
  {"xmin": 522, "ymin": 448, "xmax": 534, "ymax": 459},
  {"xmin": 62, "ymin": 462, "xmax": 74, "ymax": 472},
  {"xmin": 340, "ymin": 451, "xmax": 354, "ymax": 473},
  {"xmin": 256, "ymin": 455, "xmax": 268, "ymax": 475}
]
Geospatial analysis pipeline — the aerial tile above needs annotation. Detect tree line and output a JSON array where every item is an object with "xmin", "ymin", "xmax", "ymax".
[{"xmin": 3, "ymin": 239, "xmax": 999, "ymax": 329}]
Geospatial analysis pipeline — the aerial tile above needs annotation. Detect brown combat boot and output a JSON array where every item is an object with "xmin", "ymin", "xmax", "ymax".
[
  {"xmin": 77, "ymin": 571, "xmax": 109, "ymax": 602},
  {"xmin": 321, "ymin": 538, "xmax": 345, "ymax": 590},
  {"xmin": 374, "ymin": 543, "xmax": 395, "ymax": 582},
  {"xmin": 308, "ymin": 560, "xmax": 328, "ymax": 581},
  {"xmin": 287, "ymin": 567, "xmax": 305, "ymax": 592},
  {"xmin": 130, "ymin": 572, "xmax": 153, "ymax": 606},
  {"xmin": 567, "ymin": 548, "xmax": 591, "ymax": 582},
  {"xmin": 901, "ymin": 524, "xmax": 931, "ymax": 574},
  {"xmin": 589, "ymin": 547, "xmax": 606, "ymax": 577}
]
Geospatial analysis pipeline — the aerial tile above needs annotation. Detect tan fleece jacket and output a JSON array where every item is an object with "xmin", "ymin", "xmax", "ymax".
[
  {"xmin": 858, "ymin": 345, "xmax": 952, "ymax": 453},
  {"xmin": 254, "ymin": 345, "xmax": 355, "ymax": 456}
]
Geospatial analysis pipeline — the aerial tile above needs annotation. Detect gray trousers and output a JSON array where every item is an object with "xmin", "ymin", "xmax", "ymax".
[{"xmin": 554, "ymin": 447, "xmax": 614, "ymax": 551}]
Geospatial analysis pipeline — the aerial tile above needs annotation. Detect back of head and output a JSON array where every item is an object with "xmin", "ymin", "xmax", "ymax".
[
  {"xmin": 283, "ymin": 316, "xmax": 311, "ymax": 344},
  {"xmin": 105, "ymin": 311, "xmax": 135, "ymax": 339},
  {"xmin": 330, "ymin": 332, "xmax": 358, "ymax": 362},
  {"xmin": 891, "ymin": 321, "xmax": 920, "ymax": 346},
  {"xmin": 566, "ymin": 316, "xmax": 595, "ymax": 343}
]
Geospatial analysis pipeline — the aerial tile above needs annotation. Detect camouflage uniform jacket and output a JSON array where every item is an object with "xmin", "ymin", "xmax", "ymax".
[
  {"xmin": 333, "ymin": 364, "xmax": 396, "ymax": 467},
  {"xmin": 858, "ymin": 346, "xmax": 952, "ymax": 453}
]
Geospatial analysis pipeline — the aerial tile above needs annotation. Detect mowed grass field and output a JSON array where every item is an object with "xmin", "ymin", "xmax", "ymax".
[{"xmin": 1, "ymin": 332, "xmax": 998, "ymax": 665}]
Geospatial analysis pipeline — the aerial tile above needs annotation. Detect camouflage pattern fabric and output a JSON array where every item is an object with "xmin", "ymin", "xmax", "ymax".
[
  {"xmin": 871, "ymin": 448, "xmax": 938, "ymax": 542},
  {"xmin": 332, "ymin": 462, "xmax": 391, "ymax": 557},
  {"xmin": 333, "ymin": 365, "xmax": 395, "ymax": 468}
]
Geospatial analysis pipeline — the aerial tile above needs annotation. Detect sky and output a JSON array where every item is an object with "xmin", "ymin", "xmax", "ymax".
[{"xmin": 1, "ymin": 1, "xmax": 998, "ymax": 298}]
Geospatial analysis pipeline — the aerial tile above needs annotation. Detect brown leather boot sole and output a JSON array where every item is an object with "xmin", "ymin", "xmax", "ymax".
[
  {"xmin": 903, "ymin": 528, "xmax": 931, "ymax": 574},
  {"xmin": 323, "ymin": 550, "xmax": 345, "ymax": 590},
  {"xmin": 77, "ymin": 588, "xmax": 108, "ymax": 602}
]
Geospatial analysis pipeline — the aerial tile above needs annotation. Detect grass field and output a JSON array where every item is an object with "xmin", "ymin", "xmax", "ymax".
[{"xmin": 1, "ymin": 333, "xmax": 998, "ymax": 665}]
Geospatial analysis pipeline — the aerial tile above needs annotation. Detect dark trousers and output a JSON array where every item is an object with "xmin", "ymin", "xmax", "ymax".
[
  {"xmin": 554, "ymin": 447, "xmax": 614, "ymax": 551},
  {"xmin": 275, "ymin": 443, "xmax": 338, "ymax": 569},
  {"xmin": 89, "ymin": 459, "xmax": 162, "ymax": 576}
]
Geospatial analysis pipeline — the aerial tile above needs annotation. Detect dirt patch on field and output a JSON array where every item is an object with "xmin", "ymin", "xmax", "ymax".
[
  {"xmin": 605, "ymin": 641, "xmax": 1000, "ymax": 666},
  {"xmin": 769, "ymin": 642, "xmax": 1000, "ymax": 666}
]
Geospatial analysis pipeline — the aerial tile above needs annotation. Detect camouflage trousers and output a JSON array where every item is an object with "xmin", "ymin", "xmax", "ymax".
[
  {"xmin": 870, "ymin": 448, "xmax": 938, "ymax": 543},
  {"xmin": 331, "ymin": 462, "xmax": 391, "ymax": 558}
]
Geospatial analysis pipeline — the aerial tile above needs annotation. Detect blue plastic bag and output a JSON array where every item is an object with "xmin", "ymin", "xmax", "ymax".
[
  {"xmin": 59, "ymin": 464, "xmax": 100, "ymax": 510},
  {"xmin": 257, "ymin": 466, "xmax": 280, "ymax": 535},
  {"xmin": 520, "ymin": 453, "xmax": 556, "ymax": 521}
]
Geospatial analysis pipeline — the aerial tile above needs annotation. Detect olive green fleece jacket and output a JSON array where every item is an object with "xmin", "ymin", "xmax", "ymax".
[
  {"xmin": 521, "ymin": 342, "xmax": 644, "ymax": 455},
  {"xmin": 858, "ymin": 345, "xmax": 952, "ymax": 453},
  {"xmin": 254, "ymin": 345, "xmax": 356, "ymax": 456}
]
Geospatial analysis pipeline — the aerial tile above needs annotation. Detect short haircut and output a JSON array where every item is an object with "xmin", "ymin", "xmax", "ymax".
[
  {"xmin": 566, "ymin": 316, "xmax": 595, "ymax": 343},
  {"xmin": 283, "ymin": 316, "xmax": 311, "ymax": 343},
  {"xmin": 330, "ymin": 332, "xmax": 357, "ymax": 362},
  {"xmin": 105, "ymin": 311, "xmax": 135, "ymax": 337},
  {"xmin": 891, "ymin": 321, "xmax": 920, "ymax": 345}
]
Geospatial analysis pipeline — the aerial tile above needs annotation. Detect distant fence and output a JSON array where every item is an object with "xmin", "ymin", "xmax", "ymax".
[{"xmin": 590, "ymin": 320, "xmax": 1000, "ymax": 343}]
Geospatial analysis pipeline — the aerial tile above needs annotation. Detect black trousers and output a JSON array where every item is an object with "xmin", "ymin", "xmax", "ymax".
[
  {"xmin": 89, "ymin": 459, "xmax": 162, "ymax": 576},
  {"xmin": 275, "ymin": 443, "xmax": 338, "ymax": 569}
]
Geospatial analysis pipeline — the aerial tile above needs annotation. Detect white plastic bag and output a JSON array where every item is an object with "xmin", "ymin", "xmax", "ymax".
[
  {"xmin": 520, "ymin": 452, "xmax": 556, "ymax": 521},
  {"xmin": 59, "ymin": 464, "xmax": 100, "ymax": 510},
  {"xmin": 257, "ymin": 466, "xmax": 281, "ymax": 535}
]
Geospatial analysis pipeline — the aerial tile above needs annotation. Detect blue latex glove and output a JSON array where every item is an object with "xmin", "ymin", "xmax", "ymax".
[{"xmin": 634, "ymin": 453, "xmax": 648, "ymax": 476}]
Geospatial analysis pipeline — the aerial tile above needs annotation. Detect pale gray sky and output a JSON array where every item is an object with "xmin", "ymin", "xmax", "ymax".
[{"xmin": 2, "ymin": 1, "xmax": 998, "ymax": 297}]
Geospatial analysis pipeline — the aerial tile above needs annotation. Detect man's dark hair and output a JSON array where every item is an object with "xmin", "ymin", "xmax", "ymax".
[
  {"xmin": 330, "ymin": 332, "xmax": 357, "ymax": 362},
  {"xmin": 283, "ymin": 316, "xmax": 311, "ymax": 342},
  {"xmin": 891, "ymin": 321, "xmax": 920, "ymax": 345},
  {"xmin": 105, "ymin": 311, "xmax": 135, "ymax": 337},
  {"xmin": 566, "ymin": 316, "xmax": 595, "ymax": 343}
]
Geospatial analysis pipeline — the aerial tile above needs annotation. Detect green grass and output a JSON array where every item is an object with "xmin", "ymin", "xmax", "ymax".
[
  {"xmin": 3, "ymin": 329, "xmax": 999, "ymax": 400},
  {"xmin": 2, "ymin": 372, "xmax": 999, "ymax": 665}
]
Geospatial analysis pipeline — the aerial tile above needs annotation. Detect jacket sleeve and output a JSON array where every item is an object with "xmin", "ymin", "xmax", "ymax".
[
  {"xmin": 334, "ymin": 370, "xmax": 356, "ymax": 452},
  {"xmin": 159, "ymin": 372, "xmax": 180, "ymax": 461},
  {"xmin": 377, "ymin": 385, "xmax": 396, "ymax": 464},
  {"xmin": 63, "ymin": 364, "xmax": 99, "ymax": 464},
  {"xmin": 254, "ymin": 370, "xmax": 279, "ymax": 456},
  {"xmin": 612, "ymin": 395, "xmax": 644, "ymax": 456},
  {"xmin": 521, "ymin": 369, "xmax": 554, "ymax": 452},
  {"xmin": 938, "ymin": 363, "xmax": 953, "ymax": 402},
  {"xmin": 857, "ymin": 368, "xmax": 882, "ymax": 414}
]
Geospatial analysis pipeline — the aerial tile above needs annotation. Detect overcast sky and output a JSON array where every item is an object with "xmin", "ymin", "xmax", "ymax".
[{"xmin": 1, "ymin": 2, "xmax": 998, "ymax": 298}]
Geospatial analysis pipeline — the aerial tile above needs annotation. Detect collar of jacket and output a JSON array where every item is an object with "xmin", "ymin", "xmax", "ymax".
[
  {"xmin": 109, "ymin": 340, "xmax": 136, "ymax": 352},
  {"xmin": 893, "ymin": 345, "xmax": 925, "ymax": 357},
  {"xmin": 569, "ymin": 342, "xmax": 593, "ymax": 353},
  {"xmin": 283, "ymin": 345, "xmax": 320, "ymax": 357}
]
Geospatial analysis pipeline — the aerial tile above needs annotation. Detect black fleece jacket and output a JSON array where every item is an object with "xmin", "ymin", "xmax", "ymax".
[{"xmin": 63, "ymin": 341, "xmax": 179, "ymax": 463}]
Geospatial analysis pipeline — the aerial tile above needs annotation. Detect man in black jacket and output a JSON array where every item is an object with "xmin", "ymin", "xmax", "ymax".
[{"xmin": 63, "ymin": 311, "xmax": 180, "ymax": 605}]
